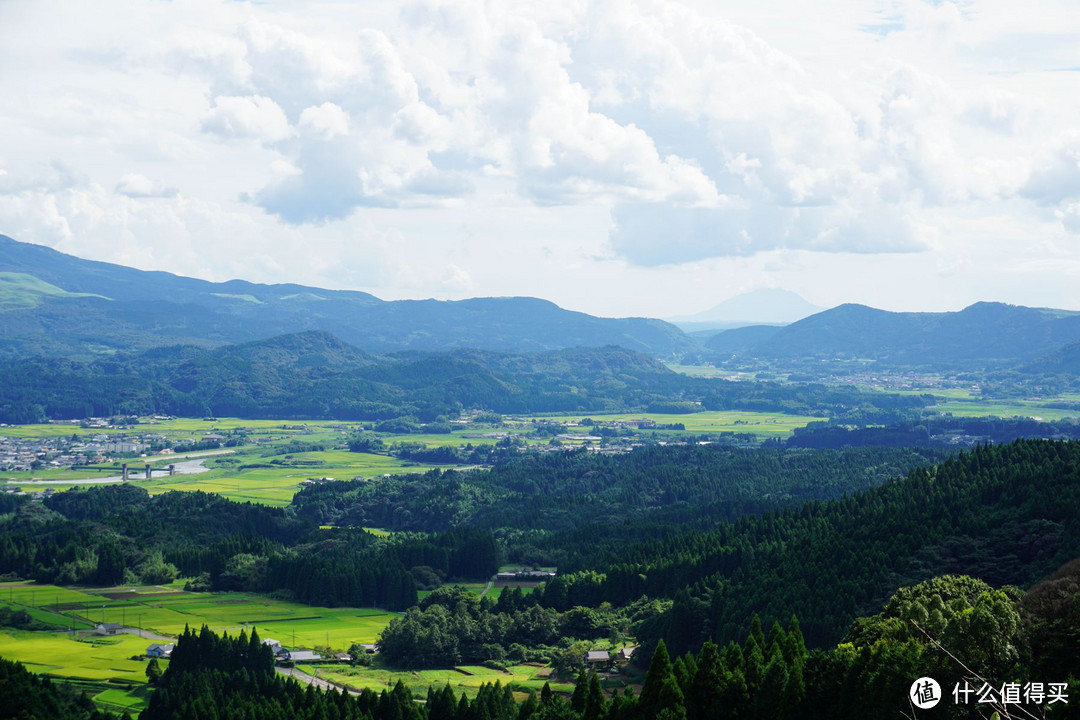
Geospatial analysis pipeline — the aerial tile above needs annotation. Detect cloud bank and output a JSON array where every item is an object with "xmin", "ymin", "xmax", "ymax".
[{"xmin": 0, "ymin": 0, "xmax": 1078, "ymax": 315}]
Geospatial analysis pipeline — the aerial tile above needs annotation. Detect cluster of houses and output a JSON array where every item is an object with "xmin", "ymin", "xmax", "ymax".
[
  {"xmin": 140, "ymin": 638, "xmax": 363, "ymax": 664},
  {"xmin": 0, "ymin": 425, "xmax": 242, "ymax": 476},
  {"xmin": 260, "ymin": 638, "xmax": 363, "ymax": 664},
  {"xmin": 0, "ymin": 432, "xmax": 168, "ymax": 473},
  {"xmin": 584, "ymin": 646, "xmax": 638, "ymax": 669}
]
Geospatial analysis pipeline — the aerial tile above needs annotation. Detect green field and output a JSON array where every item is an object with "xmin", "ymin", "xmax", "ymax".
[
  {"xmin": 537, "ymin": 410, "xmax": 820, "ymax": 438},
  {"xmin": 0, "ymin": 630, "xmax": 154, "ymax": 683},
  {"xmin": 0, "ymin": 580, "xmax": 581, "ymax": 707},
  {"xmin": 0, "ymin": 581, "xmax": 399, "ymax": 651},
  {"xmin": 4, "ymin": 409, "xmax": 824, "ymax": 506},
  {"xmin": 665, "ymin": 364, "xmax": 756, "ymax": 380},
  {"xmin": 930, "ymin": 398, "xmax": 1080, "ymax": 421},
  {"xmin": 297, "ymin": 662, "xmax": 574, "ymax": 700}
]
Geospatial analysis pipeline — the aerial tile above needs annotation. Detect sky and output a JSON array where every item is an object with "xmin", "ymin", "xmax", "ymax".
[{"xmin": 1, "ymin": 0, "xmax": 1079, "ymax": 319}]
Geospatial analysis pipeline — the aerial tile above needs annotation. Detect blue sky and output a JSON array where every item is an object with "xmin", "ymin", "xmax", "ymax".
[{"xmin": 1, "ymin": 0, "xmax": 1079, "ymax": 318}]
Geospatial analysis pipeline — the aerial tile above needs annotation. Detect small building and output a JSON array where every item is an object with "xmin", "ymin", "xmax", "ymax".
[
  {"xmin": 95, "ymin": 623, "xmax": 123, "ymax": 636},
  {"xmin": 146, "ymin": 643, "xmax": 174, "ymax": 658},
  {"xmin": 278, "ymin": 649, "xmax": 322, "ymax": 663},
  {"xmin": 618, "ymin": 646, "xmax": 638, "ymax": 662},
  {"xmin": 585, "ymin": 650, "xmax": 610, "ymax": 664}
]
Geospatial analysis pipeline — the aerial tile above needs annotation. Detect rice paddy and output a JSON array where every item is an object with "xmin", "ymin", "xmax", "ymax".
[
  {"xmin": 535, "ymin": 409, "xmax": 820, "ymax": 438},
  {"xmin": 0, "ymin": 581, "xmax": 399, "ymax": 652},
  {"xmin": 295, "ymin": 662, "xmax": 574, "ymax": 700},
  {"xmin": 0, "ymin": 579, "xmax": 576, "ymax": 708}
]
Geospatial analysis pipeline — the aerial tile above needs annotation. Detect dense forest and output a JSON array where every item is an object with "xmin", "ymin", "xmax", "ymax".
[
  {"xmin": 343, "ymin": 439, "xmax": 1080, "ymax": 665},
  {"xmin": 0, "ymin": 487, "xmax": 498, "ymax": 610},
  {"xmin": 3, "ymin": 440, "xmax": 1080, "ymax": 717},
  {"xmin": 0, "ymin": 331, "xmax": 931, "ymax": 424},
  {"xmin": 543, "ymin": 440, "xmax": 1080, "ymax": 653},
  {"xmin": 5, "ymin": 569, "xmax": 1076, "ymax": 720},
  {"xmin": 788, "ymin": 415, "xmax": 1080, "ymax": 448},
  {"xmin": 293, "ymin": 445, "xmax": 949, "ymax": 535}
]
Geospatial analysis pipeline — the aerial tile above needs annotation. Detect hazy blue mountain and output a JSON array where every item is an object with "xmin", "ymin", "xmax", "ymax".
[
  {"xmin": 704, "ymin": 325, "xmax": 784, "ymax": 355},
  {"xmin": 720, "ymin": 302, "xmax": 1080, "ymax": 370},
  {"xmin": 0, "ymin": 234, "xmax": 693, "ymax": 357},
  {"xmin": 669, "ymin": 288, "xmax": 822, "ymax": 331},
  {"xmin": 0, "ymin": 330, "xmax": 704, "ymax": 422},
  {"xmin": 1020, "ymin": 339, "xmax": 1080, "ymax": 375}
]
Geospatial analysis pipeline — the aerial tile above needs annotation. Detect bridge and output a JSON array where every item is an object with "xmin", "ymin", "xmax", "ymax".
[{"xmin": 70, "ymin": 463, "xmax": 177, "ymax": 480}]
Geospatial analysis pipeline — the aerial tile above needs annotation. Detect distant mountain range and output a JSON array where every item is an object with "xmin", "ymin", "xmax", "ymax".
[
  {"xmin": 705, "ymin": 302, "xmax": 1080, "ymax": 373},
  {"xmin": 0, "ymin": 235, "xmax": 691, "ymax": 358},
  {"xmin": 3, "ymin": 235, "xmax": 1080, "ymax": 381},
  {"xmin": 669, "ymin": 288, "xmax": 823, "ymax": 332}
]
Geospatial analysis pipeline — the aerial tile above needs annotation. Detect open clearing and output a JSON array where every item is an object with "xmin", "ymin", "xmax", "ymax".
[
  {"xmin": 297, "ymin": 662, "xmax": 575, "ymax": 700},
  {"xmin": 0, "ymin": 581, "xmax": 399, "ymax": 650},
  {"xmin": 0, "ymin": 629, "xmax": 154, "ymax": 683},
  {"xmin": 929, "ymin": 398, "xmax": 1080, "ymax": 421},
  {"xmin": 5, "ymin": 410, "xmax": 825, "ymax": 504},
  {"xmin": 536, "ymin": 409, "xmax": 820, "ymax": 438}
]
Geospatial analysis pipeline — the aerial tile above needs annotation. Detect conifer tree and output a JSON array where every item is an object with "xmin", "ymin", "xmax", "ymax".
[{"xmin": 638, "ymin": 640, "xmax": 685, "ymax": 720}]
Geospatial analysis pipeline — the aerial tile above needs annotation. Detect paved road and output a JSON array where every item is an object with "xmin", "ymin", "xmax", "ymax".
[
  {"xmin": 276, "ymin": 666, "xmax": 359, "ymax": 695},
  {"xmin": 118, "ymin": 627, "xmax": 174, "ymax": 642}
]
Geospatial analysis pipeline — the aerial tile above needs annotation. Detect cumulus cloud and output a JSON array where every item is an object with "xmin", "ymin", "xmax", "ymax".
[
  {"xmin": 3, "ymin": 0, "xmax": 1080, "ymax": 315},
  {"xmin": 115, "ymin": 173, "xmax": 178, "ymax": 198},
  {"xmin": 1057, "ymin": 203, "xmax": 1080, "ymax": 235},
  {"xmin": 201, "ymin": 95, "xmax": 293, "ymax": 142},
  {"xmin": 298, "ymin": 103, "xmax": 350, "ymax": 140},
  {"xmin": 609, "ymin": 201, "xmax": 923, "ymax": 266},
  {"xmin": 1022, "ymin": 137, "xmax": 1080, "ymax": 205}
]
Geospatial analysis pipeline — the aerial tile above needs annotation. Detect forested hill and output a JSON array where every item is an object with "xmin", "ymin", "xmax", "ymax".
[
  {"xmin": 540, "ymin": 439, "xmax": 1080, "ymax": 653},
  {"xmin": 706, "ymin": 301, "xmax": 1080, "ymax": 372},
  {"xmin": 0, "ymin": 234, "xmax": 691, "ymax": 357},
  {"xmin": 0, "ymin": 331, "xmax": 931, "ymax": 423}
]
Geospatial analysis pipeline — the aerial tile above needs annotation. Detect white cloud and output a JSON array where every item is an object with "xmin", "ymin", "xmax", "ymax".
[
  {"xmin": 1, "ymin": 0, "xmax": 1079, "ymax": 317},
  {"xmin": 298, "ymin": 103, "xmax": 350, "ymax": 140},
  {"xmin": 201, "ymin": 95, "xmax": 294, "ymax": 142},
  {"xmin": 1057, "ymin": 203, "xmax": 1080, "ymax": 235},
  {"xmin": 115, "ymin": 173, "xmax": 179, "ymax": 198}
]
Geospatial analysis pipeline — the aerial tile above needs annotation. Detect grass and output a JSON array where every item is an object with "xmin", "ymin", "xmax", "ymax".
[
  {"xmin": 0, "ymin": 582, "xmax": 399, "ymax": 652},
  {"xmin": 92, "ymin": 685, "xmax": 153, "ymax": 712},
  {"xmin": 297, "ymin": 662, "xmax": 574, "ymax": 700},
  {"xmin": 0, "ymin": 272, "xmax": 107, "ymax": 310},
  {"xmin": 0, "ymin": 630, "xmax": 153, "ymax": 683},
  {"xmin": 140, "ymin": 451, "xmax": 444, "ymax": 506},
  {"xmin": 665, "ymin": 364, "xmax": 754, "ymax": 380},
  {"xmin": 930, "ymin": 399, "xmax": 1080, "ymax": 421},
  {"xmin": 4, "ymin": 410, "xmax": 820, "ymax": 506},
  {"xmin": 536, "ymin": 410, "xmax": 820, "ymax": 438}
]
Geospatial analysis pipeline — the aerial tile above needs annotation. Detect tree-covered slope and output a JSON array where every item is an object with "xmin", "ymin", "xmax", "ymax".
[
  {"xmin": 0, "ymin": 234, "xmax": 693, "ymax": 357},
  {"xmin": 540, "ymin": 439, "xmax": 1080, "ymax": 652},
  {"xmin": 712, "ymin": 301, "xmax": 1080, "ymax": 371}
]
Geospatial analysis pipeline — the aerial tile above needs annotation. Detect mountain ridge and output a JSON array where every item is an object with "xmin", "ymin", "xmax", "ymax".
[
  {"xmin": 708, "ymin": 300, "xmax": 1080, "ymax": 371},
  {"xmin": 0, "ymin": 234, "xmax": 693, "ymax": 357}
]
